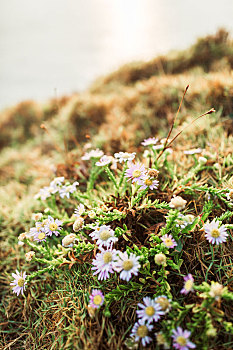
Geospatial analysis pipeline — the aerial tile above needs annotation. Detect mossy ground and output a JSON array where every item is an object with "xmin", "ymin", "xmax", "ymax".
[{"xmin": 0, "ymin": 29, "xmax": 233, "ymax": 350}]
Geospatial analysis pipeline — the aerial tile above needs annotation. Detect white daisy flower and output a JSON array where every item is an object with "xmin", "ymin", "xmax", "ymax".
[
  {"xmin": 95, "ymin": 155, "xmax": 113, "ymax": 167},
  {"xmin": 204, "ymin": 219, "xmax": 228, "ymax": 245},
  {"xmin": 92, "ymin": 247, "xmax": 118, "ymax": 280},
  {"xmin": 136, "ymin": 297, "xmax": 164, "ymax": 324},
  {"xmin": 89, "ymin": 225, "xmax": 118, "ymax": 248},
  {"xmin": 59, "ymin": 181, "xmax": 79, "ymax": 199},
  {"xmin": 114, "ymin": 251, "xmax": 140, "ymax": 281},
  {"xmin": 130, "ymin": 320, "xmax": 153, "ymax": 347},
  {"xmin": 184, "ymin": 148, "xmax": 203, "ymax": 155},
  {"xmin": 74, "ymin": 204, "xmax": 85, "ymax": 217},
  {"xmin": 141, "ymin": 137, "xmax": 158, "ymax": 146},
  {"xmin": 81, "ymin": 149, "xmax": 104, "ymax": 160},
  {"xmin": 114, "ymin": 152, "xmax": 136, "ymax": 163},
  {"xmin": 10, "ymin": 270, "xmax": 27, "ymax": 296}
]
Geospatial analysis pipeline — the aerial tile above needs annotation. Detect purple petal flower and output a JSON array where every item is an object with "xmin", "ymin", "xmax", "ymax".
[
  {"xmin": 172, "ymin": 327, "xmax": 196, "ymax": 350},
  {"xmin": 89, "ymin": 289, "xmax": 104, "ymax": 309},
  {"xmin": 204, "ymin": 220, "xmax": 228, "ymax": 245},
  {"xmin": 180, "ymin": 274, "xmax": 194, "ymax": 295},
  {"xmin": 10, "ymin": 270, "xmax": 27, "ymax": 296},
  {"xmin": 125, "ymin": 162, "xmax": 146, "ymax": 183}
]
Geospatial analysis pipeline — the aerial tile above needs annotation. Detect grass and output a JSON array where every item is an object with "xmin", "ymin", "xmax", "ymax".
[{"xmin": 0, "ymin": 29, "xmax": 233, "ymax": 350}]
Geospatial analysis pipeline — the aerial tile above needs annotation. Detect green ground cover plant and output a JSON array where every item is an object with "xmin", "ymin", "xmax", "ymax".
[{"xmin": 0, "ymin": 30, "xmax": 233, "ymax": 350}]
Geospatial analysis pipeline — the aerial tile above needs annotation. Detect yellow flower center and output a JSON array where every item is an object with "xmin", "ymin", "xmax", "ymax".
[
  {"xmin": 123, "ymin": 259, "xmax": 134, "ymax": 271},
  {"xmin": 99, "ymin": 230, "xmax": 111, "ymax": 241},
  {"xmin": 38, "ymin": 232, "xmax": 45, "ymax": 240},
  {"xmin": 93, "ymin": 295, "xmax": 102, "ymax": 305},
  {"xmin": 103, "ymin": 252, "xmax": 113, "ymax": 264},
  {"xmin": 132, "ymin": 169, "xmax": 141, "ymax": 178},
  {"xmin": 49, "ymin": 223, "xmax": 58, "ymax": 231},
  {"xmin": 145, "ymin": 306, "xmax": 155, "ymax": 316},
  {"xmin": 17, "ymin": 277, "xmax": 25, "ymax": 287},
  {"xmin": 137, "ymin": 325, "xmax": 148, "ymax": 338},
  {"xmin": 211, "ymin": 228, "xmax": 220, "ymax": 238},
  {"xmin": 185, "ymin": 280, "xmax": 193, "ymax": 291},
  {"xmin": 145, "ymin": 178, "xmax": 153, "ymax": 186},
  {"xmin": 156, "ymin": 297, "xmax": 169, "ymax": 311},
  {"xmin": 176, "ymin": 336, "xmax": 187, "ymax": 346},
  {"xmin": 165, "ymin": 238, "xmax": 173, "ymax": 247}
]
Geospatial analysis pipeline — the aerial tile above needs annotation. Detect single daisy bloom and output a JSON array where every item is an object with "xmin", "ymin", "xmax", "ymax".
[
  {"xmin": 50, "ymin": 176, "xmax": 65, "ymax": 193},
  {"xmin": 180, "ymin": 274, "xmax": 194, "ymax": 295},
  {"xmin": 169, "ymin": 196, "xmax": 187, "ymax": 210},
  {"xmin": 125, "ymin": 162, "xmax": 146, "ymax": 183},
  {"xmin": 204, "ymin": 220, "xmax": 228, "ymax": 245},
  {"xmin": 138, "ymin": 175, "xmax": 159, "ymax": 190},
  {"xmin": 59, "ymin": 182, "xmax": 79, "ymax": 199},
  {"xmin": 183, "ymin": 148, "xmax": 202, "ymax": 155},
  {"xmin": 114, "ymin": 151, "xmax": 136, "ymax": 163},
  {"xmin": 81, "ymin": 148, "xmax": 104, "ymax": 160},
  {"xmin": 89, "ymin": 225, "xmax": 118, "ymax": 248},
  {"xmin": 172, "ymin": 327, "xmax": 196, "ymax": 350},
  {"xmin": 154, "ymin": 295, "xmax": 172, "ymax": 314},
  {"xmin": 130, "ymin": 320, "xmax": 153, "ymax": 347},
  {"xmin": 114, "ymin": 251, "xmax": 141, "ymax": 281},
  {"xmin": 33, "ymin": 230, "xmax": 47, "ymax": 242},
  {"xmin": 91, "ymin": 247, "xmax": 118, "ymax": 280},
  {"xmin": 136, "ymin": 297, "xmax": 164, "ymax": 324},
  {"xmin": 35, "ymin": 186, "xmax": 52, "ymax": 200},
  {"xmin": 89, "ymin": 289, "xmax": 104, "ymax": 309},
  {"xmin": 141, "ymin": 137, "xmax": 158, "ymax": 146},
  {"xmin": 74, "ymin": 204, "xmax": 85, "ymax": 217},
  {"xmin": 152, "ymin": 144, "xmax": 164, "ymax": 151},
  {"xmin": 45, "ymin": 216, "xmax": 63, "ymax": 237},
  {"xmin": 161, "ymin": 234, "xmax": 177, "ymax": 249},
  {"xmin": 95, "ymin": 155, "xmax": 112, "ymax": 167},
  {"xmin": 10, "ymin": 270, "xmax": 27, "ymax": 296}
]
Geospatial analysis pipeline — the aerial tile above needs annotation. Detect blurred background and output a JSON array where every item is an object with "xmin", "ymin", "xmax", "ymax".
[{"xmin": 0, "ymin": 0, "xmax": 233, "ymax": 110}]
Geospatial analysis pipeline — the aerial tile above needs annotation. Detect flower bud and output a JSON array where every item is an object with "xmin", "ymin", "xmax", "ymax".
[
  {"xmin": 32, "ymin": 213, "xmax": 43, "ymax": 221},
  {"xmin": 148, "ymin": 169, "xmax": 159, "ymax": 178},
  {"xmin": 154, "ymin": 253, "xmax": 167, "ymax": 266},
  {"xmin": 88, "ymin": 211, "xmax": 96, "ymax": 219},
  {"xmin": 25, "ymin": 251, "xmax": 35, "ymax": 261},
  {"xmin": 62, "ymin": 234, "xmax": 77, "ymax": 248},
  {"xmin": 73, "ymin": 217, "xmax": 84, "ymax": 232},
  {"xmin": 169, "ymin": 196, "xmax": 187, "ymax": 210},
  {"xmin": 18, "ymin": 232, "xmax": 27, "ymax": 241},
  {"xmin": 209, "ymin": 282, "xmax": 224, "ymax": 299}
]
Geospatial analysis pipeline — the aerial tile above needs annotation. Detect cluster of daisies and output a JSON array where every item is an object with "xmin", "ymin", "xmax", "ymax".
[
  {"xmin": 89, "ymin": 224, "xmax": 141, "ymax": 281},
  {"xmin": 28, "ymin": 215, "xmax": 63, "ymax": 243},
  {"xmin": 35, "ymin": 176, "xmax": 79, "ymax": 200}
]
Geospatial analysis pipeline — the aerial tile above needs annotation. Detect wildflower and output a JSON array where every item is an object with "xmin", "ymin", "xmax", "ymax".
[
  {"xmin": 82, "ymin": 148, "xmax": 104, "ymax": 160},
  {"xmin": 74, "ymin": 204, "xmax": 85, "ymax": 217},
  {"xmin": 209, "ymin": 281, "xmax": 225, "ymax": 300},
  {"xmin": 161, "ymin": 234, "xmax": 177, "ymax": 249},
  {"xmin": 172, "ymin": 327, "xmax": 196, "ymax": 350},
  {"xmin": 176, "ymin": 214, "xmax": 195, "ymax": 229},
  {"xmin": 91, "ymin": 247, "xmax": 118, "ymax": 280},
  {"xmin": 204, "ymin": 220, "xmax": 228, "ymax": 245},
  {"xmin": 136, "ymin": 297, "xmax": 164, "ymax": 324},
  {"xmin": 50, "ymin": 176, "xmax": 65, "ymax": 188},
  {"xmin": 114, "ymin": 251, "xmax": 141, "ymax": 281},
  {"xmin": 25, "ymin": 251, "xmax": 35, "ymax": 261},
  {"xmin": 154, "ymin": 253, "xmax": 167, "ymax": 266},
  {"xmin": 155, "ymin": 295, "xmax": 171, "ymax": 313},
  {"xmin": 155, "ymin": 332, "xmax": 169, "ymax": 348},
  {"xmin": 184, "ymin": 148, "xmax": 202, "ymax": 155},
  {"xmin": 10, "ymin": 270, "xmax": 27, "ymax": 296},
  {"xmin": 125, "ymin": 162, "xmax": 146, "ymax": 183},
  {"xmin": 89, "ymin": 289, "xmax": 104, "ymax": 309},
  {"xmin": 169, "ymin": 196, "xmax": 187, "ymax": 210},
  {"xmin": 141, "ymin": 137, "xmax": 158, "ymax": 146},
  {"xmin": 153, "ymin": 144, "xmax": 164, "ymax": 150},
  {"xmin": 130, "ymin": 320, "xmax": 153, "ymax": 347},
  {"xmin": 33, "ymin": 230, "xmax": 47, "ymax": 242},
  {"xmin": 89, "ymin": 225, "xmax": 118, "ymax": 248},
  {"xmin": 114, "ymin": 151, "xmax": 136, "ymax": 163},
  {"xmin": 138, "ymin": 175, "xmax": 159, "ymax": 190},
  {"xmin": 62, "ymin": 233, "xmax": 77, "ymax": 248},
  {"xmin": 59, "ymin": 181, "xmax": 79, "ymax": 199},
  {"xmin": 45, "ymin": 216, "xmax": 63, "ymax": 237},
  {"xmin": 32, "ymin": 212, "xmax": 43, "ymax": 221},
  {"xmin": 95, "ymin": 155, "xmax": 112, "ymax": 166},
  {"xmin": 181, "ymin": 274, "xmax": 194, "ymax": 295},
  {"xmin": 226, "ymin": 189, "xmax": 233, "ymax": 201},
  {"xmin": 73, "ymin": 217, "xmax": 84, "ymax": 232},
  {"xmin": 35, "ymin": 186, "xmax": 53, "ymax": 200}
]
